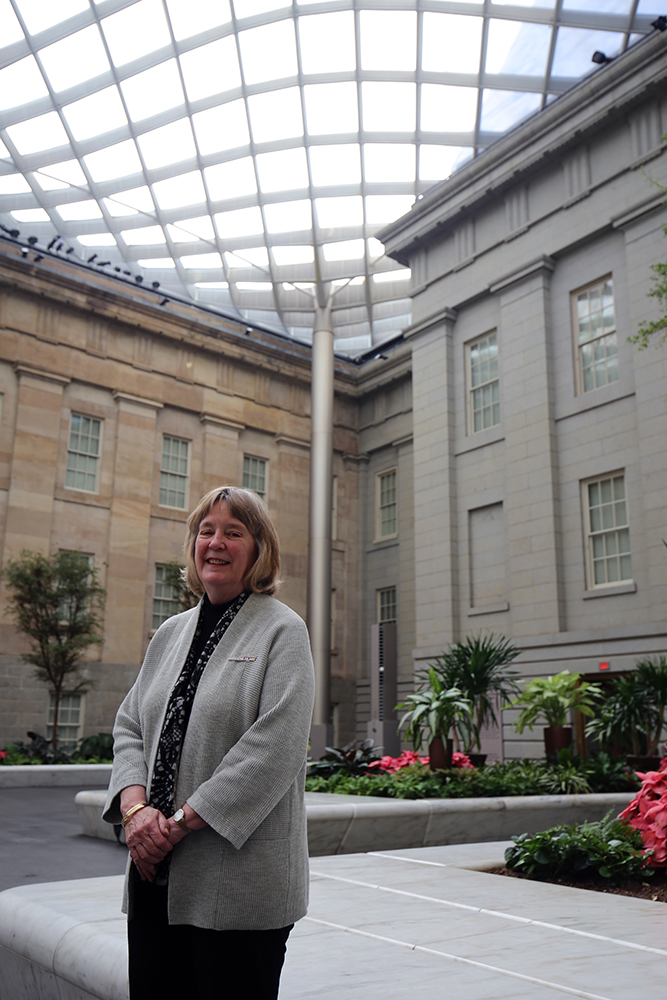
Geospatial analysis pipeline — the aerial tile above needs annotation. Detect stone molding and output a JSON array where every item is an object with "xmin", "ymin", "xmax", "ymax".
[
  {"xmin": 199, "ymin": 413, "xmax": 245, "ymax": 431},
  {"xmin": 111, "ymin": 390, "xmax": 163, "ymax": 410},
  {"xmin": 13, "ymin": 364, "xmax": 70, "ymax": 387},
  {"xmin": 402, "ymin": 306, "xmax": 458, "ymax": 341},
  {"xmin": 488, "ymin": 254, "xmax": 556, "ymax": 294}
]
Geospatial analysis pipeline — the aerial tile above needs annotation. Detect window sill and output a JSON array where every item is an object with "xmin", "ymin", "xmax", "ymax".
[
  {"xmin": 582, "ymin": 581, "xmax": 636, "ymax": 599},
  {"xmin": 468, "ymin": 602, "xmax": 509, "ymax": 617},
  {"xmin": 367, "ymin": 539, "xmax": 399, "ymax": 553},
  {"xmin": 455, "ymin": 426, "xmax": 504, "ymax": 456}
]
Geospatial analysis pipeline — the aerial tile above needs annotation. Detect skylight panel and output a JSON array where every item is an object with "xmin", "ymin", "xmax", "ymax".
[
  {"xmin": 77, "ymin": 233, "xmax": 117, "ymax": 247},
  {"xmin": 121, "ymin": 61, "xmax": 185, "ymax": 123},
  {"xmin": 0, "ymin": 57, "xmax": 49, "ymax": 111},
  {"xmin": 362, "ymin": 83, "xmax": 416, "ymax": 132},
  {"xmin": 365, "ymin": 195, "xmax": 415, "ymax": 224},
  {"xmin": 0, "ymin": 139, "xmax": 9, "ymax": 158},
  {"xmin": 373, "ymin": 269, "xmax": 411, "ymax": 283},
  {"xmin": 309, "ymin": 144, "xmax": 361, "ymax": 187},
  {"xmin": 233, "ymin": 0, "xmax": 287, "ymax": 15},
  {"xmin": 485, "ymin": 19, "xmax": 551, "ymax": 77},
  {"xmin": 225, "ymin": 247, "xmax": 269, "ymax": 268},
  {"xmin": 367, "ymin": 238, "xmax": 384, "ymax": 258},
  {"xmin": 121, "ymin": 225, "xmax": 167, "ymax": 245},
  {"xmin": 167, "ymin": 216, "xmax": 215, "ymax": 241},
  {"xmin": 101, "ymin": 0, "xmax": 172, "ymax": 67},
  {"xmin": 303, "ymin": 83, "xmax": 358, "ymax": 135},
  {"xmin": 272, "ymin": 245, "xmax": 314, "ymax": 265},
  {"xmin": 138, "ymin": 257, "xmax": 176, "ymax": 268},
  {"xmin": 359, "ymin": 11, "xmax": 417, "ymax": 72},
  {"xmin": 323, "ymin": 239, "xmax": 365, "ymax": 261},
  {"xmin": 298, "ymin": 12, "xmax": 356, "ymax": 75},
  {"xmin": 0, "ymin": 1, "xmax": 23, "ymax": 46},
  {"xmin": 205, "ymin": 158, "xmax": 257, "ymax": 201},
  {"xmin": 0, "ymin": 174, "xmax": 31, "ymax": 194},
  {"xmin": 256, "ymin": 149, "xmax": 309, "ymax": 193},
  {"xmin": 34, "ymin": 159, "xmax": 87, "ymax": 190},
  {"xmin": 315, "ymin": 196, "xmax": 363, "ymax": 228},
  {"xmin": 247, "ymin": 89, "xmax": 303, "ymax": 144},
  {"xmin": 235, "ymin": 281, "xmax": 273, "ymax": 291},
  {"xmin": 153, "ymin": 171, "xmax": 207, "ymax": 210},
  {"xmin": 195, "ymin": 281, "xmax": 229, "ymax": 289},
  {"xmin": 56, "ymin": 200, "xmax": 103, "ymax": 221},
  {"xmin": 551, "ymin": 28, "xmax": 625, "ymax": 78},
  {"xmin": 421, "ymin": 13, "xmax": 483, "ymax": 75},
  {"xmin": 166, "ymin": 0, "xmax": 232, "ymax": 40},
  {"xmin": 193, "ymin": 101, "xmax": 250, "ymax": 155},
  {"xmin": 214, "ymin": 206, "xmax": 264, "ymax": 238},
  {"xmin": 11, "ymin": 208, "xmax": 50, "ymax": 222},
  {"xmin": 84, "ymin": 139, "xmax": 142, "ymax": 183},
  {"xmin": 494, "ymin": 0, "xmax": 555, "ymax": 6},
  {"xmin": 419, "ymin": 145, "xmax": 472, "ymax": 181},
  {"xmin": 364, "ymin": 144, "xmax": 415, "ymax": 183},
  {"xmin": 63, "ymin": 87, "xmax": 128, "ymax": 142},
  {"xmin": 15, "ymin": 0, "xmax": 89, "ymax": 34},
  {"xmin": 38, "ymin": 25, "xmax": 111, "ymax": 92},
  {"xmin": 562, "ymin": 0, "xmax": 630, "ymax": 10},
  {"xmin": 264, "ymin": 200, "xmax": 312, "ymax": 233},
  {"xmin": 480, "ymin": 89, "xmax": 541, "ymax": 132},
  {"xmin": 6, "ymin": 113, "xmax": 70, "ymax": 155},
  {"xmin": 421, "ymin": 84, "xmax": 478, "ymax": 133},
  {"xmin": 105, "ymin": 186, "xmax": 155, "ymax": 217},
  {"xmin": 238, "ymin": 21, "xmax": 298, "ymax": 86},
  {"xmin": 181, "ymin": 251, "xmax": 223, "ymax": 268},
  {"xmin": 180, "ymin": 37, "xmax": 241, "ymax": 102},
  {"xmin": 138, "ymin": 120, "xmax": 197, "ymax": 169}
]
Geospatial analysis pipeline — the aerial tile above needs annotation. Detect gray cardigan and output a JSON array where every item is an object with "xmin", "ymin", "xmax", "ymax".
[{"xmin": 103, "ymin": 593, "xmax": 315, "ymax": 931}]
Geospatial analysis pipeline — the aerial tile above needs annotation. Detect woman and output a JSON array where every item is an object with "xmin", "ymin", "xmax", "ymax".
[{"xmin": 103, "ymin": 486, "xmax": 315, "ymax": 1000}]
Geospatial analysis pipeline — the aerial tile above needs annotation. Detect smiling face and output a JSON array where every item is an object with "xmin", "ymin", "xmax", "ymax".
[{"xmin": 194, "ymin": 500, "xmax": 257, "ymax": 604}]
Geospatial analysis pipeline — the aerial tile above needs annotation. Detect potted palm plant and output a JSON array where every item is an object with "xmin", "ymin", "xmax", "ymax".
[
  {"xmin": 585, "ymin": 661, "xmax": 666, "ymax": 769},
  {"xmin": 396, "ymin": 669, "xmax": 472, "ymax": 769},
  {"xmin": 429, "ymin": 633, "xmax": 520, "ymax": 765},
  {"xmin": 509, "ymin": 670, "xmax": 602, "ymax": 758}
]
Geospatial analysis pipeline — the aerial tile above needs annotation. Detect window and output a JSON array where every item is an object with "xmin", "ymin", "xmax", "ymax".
[
  {"xmin": 152, "ymin": 564, "xmax": 181, "ymax": 628},
  {"xmin": 159, "ymin": 435, "xmax": 189, "ymax": 508},
  {"xmin": 376, "ymin": 468, "xmax": 397, "ymax": 539},
  {"xmin": 377, "ymin": 586, "xmax": 396, "ymax": 624},
  {"xmin": 573, "ymin": 277, "xmax": 618, "ymax": 393},
  {"xmin": 65, "ymin": 413, "xmax": 101, "ymax": 492},
  {"xmin": 468, "ymin": 332, "xmax": 499, "ymax": 433},
  {"xmin": 57, "ymin": 551, "xmax": 95, "ymax": 622},
  {"xmin": 585, "ymin": 474, "xmax": 632, "ymax": 587},
  {"xmin": 47, "ymin": 693, "xmax": 83, "ymax": 747},
  {"xmin": 243, "ymin": 455, "xmax": 267, "ymax": 500}
]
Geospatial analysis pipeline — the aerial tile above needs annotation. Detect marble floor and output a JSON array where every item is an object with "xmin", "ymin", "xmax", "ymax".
[{"xmin": 1, "ymin": 841, "xmax": 665, "ymax": 1000}]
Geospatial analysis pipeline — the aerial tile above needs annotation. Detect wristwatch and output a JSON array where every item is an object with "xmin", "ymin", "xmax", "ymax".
[{"xmin": 173, "ymin": 808, "xmax": 193, "ymax": 833}]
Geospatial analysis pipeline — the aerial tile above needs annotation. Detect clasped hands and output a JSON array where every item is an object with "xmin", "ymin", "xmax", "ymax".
[{"xmin": 124, "ymin": 805, "xmax": 190, "ymax": 881}]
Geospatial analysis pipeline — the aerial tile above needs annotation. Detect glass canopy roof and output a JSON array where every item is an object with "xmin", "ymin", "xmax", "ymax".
[{"xmin": 0, "ymin": 0, "xmax": 658, "ymax": 357}]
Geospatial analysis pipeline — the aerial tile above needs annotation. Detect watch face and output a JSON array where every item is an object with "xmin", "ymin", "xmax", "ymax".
[{"xmin": 174, "ymin": 809, "xmax": 184, "ymax": 822}]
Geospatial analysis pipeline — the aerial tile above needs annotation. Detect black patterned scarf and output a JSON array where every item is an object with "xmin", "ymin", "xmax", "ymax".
[{"xmin": 148, "ymin": 590, "xmax": 250, "ymax": 880}]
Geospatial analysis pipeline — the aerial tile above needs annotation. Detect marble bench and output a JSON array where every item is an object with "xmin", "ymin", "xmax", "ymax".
[{"xmin": 75, "ymin": 789, "xmax": 635, "ymax": 856}]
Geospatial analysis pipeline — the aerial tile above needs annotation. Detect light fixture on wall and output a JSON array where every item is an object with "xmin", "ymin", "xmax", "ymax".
[
  {"xmin": 651, "ymin": 15, "xmax": 667, "ymax": 31},
  {"xmin": 591, "ymin": 51, "xmax": 613, "ymax": 65}
]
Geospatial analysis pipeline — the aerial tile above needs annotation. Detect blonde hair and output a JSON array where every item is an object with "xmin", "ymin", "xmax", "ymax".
[{"xmin": 184, "ymin": 487, "xmax": 281, "ymax": 598}]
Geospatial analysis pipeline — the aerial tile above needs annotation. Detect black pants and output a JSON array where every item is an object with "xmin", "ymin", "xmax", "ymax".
[{"xmin": 128, "ymin": 871, "xmax": 293, "ymax": 1000}]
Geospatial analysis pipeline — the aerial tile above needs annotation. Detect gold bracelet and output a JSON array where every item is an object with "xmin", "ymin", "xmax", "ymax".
[{"xmin": 121, "ymin": 802, "xmax": 148, "ymax": 828}]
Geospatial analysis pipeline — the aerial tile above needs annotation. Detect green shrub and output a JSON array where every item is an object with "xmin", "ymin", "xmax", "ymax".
[{"xmin": 504, "ymin": 814, "xmax": 652, "ymax": 882}]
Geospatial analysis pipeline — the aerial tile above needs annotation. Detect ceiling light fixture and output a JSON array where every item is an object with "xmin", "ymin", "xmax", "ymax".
[{"xmin": 591, "ymin": 50, "xmax": 613, "ymax": 65}]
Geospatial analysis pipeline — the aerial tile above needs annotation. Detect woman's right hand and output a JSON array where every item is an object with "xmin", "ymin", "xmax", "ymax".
[{"xmin": 124, "ymin": 806, "xmax": 173, "ymax": 881}]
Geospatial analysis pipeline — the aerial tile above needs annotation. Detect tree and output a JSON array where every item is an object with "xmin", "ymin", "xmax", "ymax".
[
  {"xmin": 161, "ymin": 561, "xmax": 198, "ymax": 613},
  {"xmin": 628, "ymin": 159, "xmax": 667, "ymax": 351},
  {"xmin": 3, "ymin": 550, "xmax": 105, "ymax": 756}
]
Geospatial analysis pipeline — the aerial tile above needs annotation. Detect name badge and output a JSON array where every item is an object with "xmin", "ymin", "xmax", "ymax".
[{"xmin": 228, "ymin": 655, "xmax": 257, "ymax": 662}]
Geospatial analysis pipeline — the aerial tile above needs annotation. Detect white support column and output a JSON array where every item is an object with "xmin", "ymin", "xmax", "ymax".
[{"xmin": 308, "ymin": 300, "xmax": 334, "ymax": 759}]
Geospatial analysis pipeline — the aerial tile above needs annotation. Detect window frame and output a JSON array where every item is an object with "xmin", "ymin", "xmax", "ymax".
[
  {"xmin": 582, "ymin": 471, "xmax": 633, "ymax": 590},
  {"xmin": 152, "ymin": 563, "xmax": 182, "ymax": 629},
  {"xmin": 466, "ymin": 331, "xmax": 500, "ymax": 435},
  {"xmin": 375, "ymin": 467, "xmax": 398, "ymax": 541},
  {"xmin": 65, "ymin": 412, "xmax": 102, "ymax": 494},
  {"xmin": 571, "ymin": 275, "xmax": 618, "ymax": 396},
  {"xmin": 242, "ymin": 454, "xmax": 268, "ymax": 501},
  {"xmin": 46, "ymin": 692, "xmax": 85, "ymax": 748},
  {"xmin": 159, "ymin": 434, "xmax": 190, "ymax": 510},
  {"xmin": 377, "ymin": 585, "xmax": 397, "ymax": 624}
]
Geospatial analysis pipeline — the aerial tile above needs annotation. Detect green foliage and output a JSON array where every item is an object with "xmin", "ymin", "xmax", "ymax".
[
  {"xmin": 585, "ymin": 671, "xmax": 660, "ymax": 756},
  {"xmin": 2, "ymin": 550, "xmax": 105, "ymax": 754},
  {"xmin": 629, "ymin": 259, "xmax": 667, "ymax": 349},
  {"xmin": 396, "ymin": 669, "xmax": 472, "ymax": 752},
  {"xmin": 634, "ymin": 656, "xmax": 667, "ymax": 756},
  {"xmin": 76, "ymin": 732, "xmax": 114, "ymax": 761},
  {"xmin": 429, "ymin": 634, "xmax": 520, "ymax": 751},
  {"xmin": 509, "ymin": 671, "xmax": 602, "ymax": 732},
  {"xmin": 0, "ymin": 730, "xmax": 114, "ymax": 765},
  {"xmin": 504, "ymin": 814, "xmax": 652, "ymax": 882},
  {"xmin": 304, "ymin": 752, "xmax": 639, "ymax": 799},
  {"xmin": 308, "ymin": 739, "xmax": 384, "ymax": 778},
  {"xmin": 161, "ymin": 561, "xmax": 199, "ymax": 613}
]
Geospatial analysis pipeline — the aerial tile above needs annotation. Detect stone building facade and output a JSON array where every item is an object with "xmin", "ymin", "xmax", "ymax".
[{"xmin": 2, "ymin": 34, "xmax": 666, "ymax": 759}]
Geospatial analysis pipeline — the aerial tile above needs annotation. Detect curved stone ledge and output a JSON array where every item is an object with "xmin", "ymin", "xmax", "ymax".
[
  {"xmin": 75, "ymin": 789, "xmax": 634, "ymax": 857},
  {"xmin": 0, "ymin": 765, "xmax": 113, "ymax": 788}
]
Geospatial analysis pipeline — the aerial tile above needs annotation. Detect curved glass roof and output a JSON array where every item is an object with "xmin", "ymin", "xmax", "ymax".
[{"xmin": 0, "ymin": 0, "xmax": 658, "ymax": 357}]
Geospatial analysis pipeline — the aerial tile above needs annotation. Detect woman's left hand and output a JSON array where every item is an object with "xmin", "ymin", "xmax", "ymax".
[{"xmin": 166, "ymin": 803, "xmax": 207, "ymax": 844}]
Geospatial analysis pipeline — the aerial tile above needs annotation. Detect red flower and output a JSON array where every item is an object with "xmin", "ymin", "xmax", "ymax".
[{"xmin": 619, "ymin": 759, "xmax": 667, "ymax": 867}]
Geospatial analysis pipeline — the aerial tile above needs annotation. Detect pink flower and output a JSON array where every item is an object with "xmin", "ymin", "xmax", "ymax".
[
  {"xmin": 619, "ymin": 761, "xmax": 667, "ymax": 868},
  {"xmin": 451, "ymin": 752, "xmax": 474, "ymax": 769},
  {"xmin": 0, "ymin": 751, "xmax": 7, "ymax": 760},
  {"xmin": 368, "ymin": 750, "xmax": 476, "ymax": 772}
]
